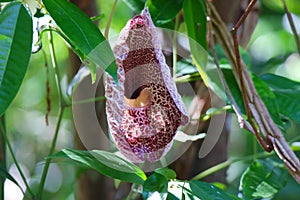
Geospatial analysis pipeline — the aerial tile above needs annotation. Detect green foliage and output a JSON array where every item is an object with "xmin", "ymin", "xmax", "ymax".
[
  {"xmin": 0, "ymin": 167, "xmax": 22, "ymax": 191},
  {"xmin": 123, "ymin": 0, "xmax": 146, "ymax": 13},
  {"xmin": 183, "ymin": 0, "xmax": 208, "ymax": 85},
  {"xmin": 0, "ymin": 2, "xmax": 32, "ymax": 116},
  {"xmin": 252, "ymin": 75, "xmax": 283, "ymax": 127},
  {"xmin": 42, "ymin": 0, "xmax": 118, "ymax": 83},
  {"xmin": 261, "ymin": 73, "xmax": 300, "ymax": 122},
  {"xmin": 241, "ymin": 160, "xmax": 288, "ymax": 199},
  {"xmin": 183, "ymin": 0, "xmax": 207, "ymax": 50},
  {"xmin": 188, "ymin": 180, "xmax": 236, "ymax": 200},
  {"xmin": 262, "ymin": 0, "xmax": 300, "ymax": 14},
  {"xmin": 1, "ymin": 0, "xmax": 300, "ymax": 199},
  {"xmin": 50, "ymin": 149, "xmax": 147, "ymax": 184},
  {"xmin": 142, "ymin": 172, "xmax": 169, "ymax": 198},
  {"xmin": 146, "ymin": 0, "xmax": 182, "ymax": 25}
]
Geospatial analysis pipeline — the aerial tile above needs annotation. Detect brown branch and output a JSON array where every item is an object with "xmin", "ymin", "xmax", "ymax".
[{"xmin": 207, "ymin": 0, "xmax": 300, "ymax": 183}]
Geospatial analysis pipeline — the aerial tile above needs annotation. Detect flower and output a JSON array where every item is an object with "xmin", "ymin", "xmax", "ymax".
[{"xmin": 105, "ymin": 8, "xmax": 189, "ymax": 163}]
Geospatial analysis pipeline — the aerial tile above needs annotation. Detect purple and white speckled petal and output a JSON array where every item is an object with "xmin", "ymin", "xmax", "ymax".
[{"xmin": 105, "ymin": 8, "xmax": 189, "ymax": 163}]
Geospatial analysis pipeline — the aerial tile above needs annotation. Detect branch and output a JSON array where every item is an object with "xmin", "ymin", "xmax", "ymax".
[{"xmin": 207, "ymin": 1, "xmax": 300, "ymax": 183}]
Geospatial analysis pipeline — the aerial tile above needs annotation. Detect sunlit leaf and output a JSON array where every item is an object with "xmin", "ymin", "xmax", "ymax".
[
  {"xmin": 50, "ymin": 149, "xmax": 146, "ymax": 184},
  {"xmin": 0, "ymin": 2, "xmax": 33, "ymax": 116},
  {"xmin": 241, "ymin": 160, "xmax": 288, "ymax": 200},
  {"xmin": 42, "ymin": 0, "xmax": 118, "ymax": 83}
]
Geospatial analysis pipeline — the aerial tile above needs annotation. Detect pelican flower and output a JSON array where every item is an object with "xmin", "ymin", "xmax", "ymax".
[{"xmin": 105, "ymin": 8, "xmax": 189, "ymax": 163}]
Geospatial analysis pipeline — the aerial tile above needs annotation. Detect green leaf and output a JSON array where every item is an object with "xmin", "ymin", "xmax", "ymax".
[
  {"xmin": 183, "ymin": 0, "xmax": 207, "ymax": 50},
  {"xmin": 42, "ymin": 0, "xmax": 118, "ymax": 83},
  {"xmin": 146, "ymin": 0, "xmax": 182, "ymax": 25},
  {"xmin": 207, "ymin": 67, "xmax": 283, "ymax": 128},
  {"xmin": 261, "ymin": 73, "xmax": 300, "ymax": 122},
  {"xmin": 241, "ymin": 160, "xmax": 288, "ymax": 200},
  {"xmin": 189, "ymin": 180, "xmax": 234, "ymax": 200},
  {"xmin": 154, "ymin": 168, "xmax": 176, "ymax": 180},
  {"xmin": 166, "ymin": 192, "xmax": 180, "ymax": 200},
  {"xmin": 50, "ymin": 149, "xmax": 146, "ymax": 184},
  {"xmin": 253, "ymin": 75, "xmax": 283, "ymax": 127},
  {"xmin": 262, "ymin": 0, "xmax": 300, "ymax": 14},
  {"xmin": 142, "ymin": 173, "xmax": 168, "ymax": 199},
  {"xmin": 0, "ymin": 167, "xmax": 22, "ymax": 190},
  {"xmin": 183, "ymin": 0, "xmax": 208, "ymax": 85},
  {"xmin": 0, "ymin": 2, "xmax": 33, "ymax": 116},
  {"xmin": 123, "ymin": 0, "xmax": 146, "ymax": 13},
  {"xmin": 207, "ymin": 67, "xmax": 244, "ymax": 111}
]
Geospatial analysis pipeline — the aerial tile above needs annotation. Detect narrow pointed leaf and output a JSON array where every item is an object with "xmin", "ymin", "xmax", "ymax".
[
  {"xmin": 183, "ymin": 0, "xmax": 208, "ymax": 85},
  {"xmin": 50, "ymin": 149, "xmax": 146, "ymax": 184},
  {"xmin": 42, "ymin": 0, "xmax": 118, "ymax": 83},
  {"xmin": 0, "ymin": 2, "xmax": 33, "ymax": 116},
  {"xmin": 183, "ymin": 0, "xmax": 207, "ymax": 49},
  {"xmin": 0, "ymin": 167, "xmax": 22, "ymax": 190}
]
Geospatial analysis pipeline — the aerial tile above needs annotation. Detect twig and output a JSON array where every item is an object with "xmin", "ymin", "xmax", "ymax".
[
  {"xmin": 207, "ymin": 0, "xmax": 300, "ymax": 183},
  {"xmin": 281, "ymin": 0, "xmax": 300, "ymax": 54},
  {"xmin": 206, "ymin": 8, "xmax": 253, "ymax": 132},
  {"xmin": 105, "ymin": 0, "xmax": 118, "ymax": 39}
]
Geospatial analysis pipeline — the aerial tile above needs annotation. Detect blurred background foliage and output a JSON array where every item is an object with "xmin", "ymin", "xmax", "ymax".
[{"xmin": 2, "ymin": 0, "xmax": 300, "ymax": 199}]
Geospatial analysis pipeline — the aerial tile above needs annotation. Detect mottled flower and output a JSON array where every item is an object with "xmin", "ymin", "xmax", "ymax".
[{"xmin": 105, "ymin": 8, "xmax": 189, "ymax": 163}]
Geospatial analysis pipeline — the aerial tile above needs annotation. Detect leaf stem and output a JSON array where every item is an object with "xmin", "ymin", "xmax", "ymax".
[
  {"xmin": 105, "ymin": 0, "xmax": 118, "ymax": 39},
  {"xmin": 36, "ymin": 29, "xmax": 65, "ymax": 199},
  {"xmin": 48, "ymin": 30, "xmax": 64, "ymax": 106},
  {"xmin": 0, "ymin": 117, "xmax": 34, "ymax": 198},
  {"xmin": 0, "ymin": 116, "xmax": 6, "ymax": 200},
  {"xmin": 191, "ymin": 151, "xmax": 272, "ymax": 180},
  {"xmin": 36, "ymin": 107, "xmax": 64, "ymax": 199},
  {"xmin": 172, "ymin": 14, "xmax": 180, "ymax": 78}
]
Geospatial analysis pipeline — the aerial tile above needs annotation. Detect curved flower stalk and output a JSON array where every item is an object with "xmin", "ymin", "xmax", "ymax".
[{"xmin": 105, "ymin": 8, "xmax": 189, "ymax": 163}]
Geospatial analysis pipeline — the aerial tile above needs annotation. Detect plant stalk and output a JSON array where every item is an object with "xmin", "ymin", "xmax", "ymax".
[
  {"xmin": 0, "ymin": 117, "xmax": 34, "ymax": 198},
  {"xmin": 36, "ymin": 29, "xmax": 65, "ymax": 199},
  {"xmin": 104, "ymin": 0, "xmax": 118, "ymax": 39},
  {"xmin": 0, "ymin": 116, "xmax": 6, "ymax": 200}
]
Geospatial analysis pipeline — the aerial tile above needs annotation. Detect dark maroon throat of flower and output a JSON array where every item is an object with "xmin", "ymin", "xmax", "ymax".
[{"xmin": 105, "ymin": 8, "xmax": 189, "ymax": 163}]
